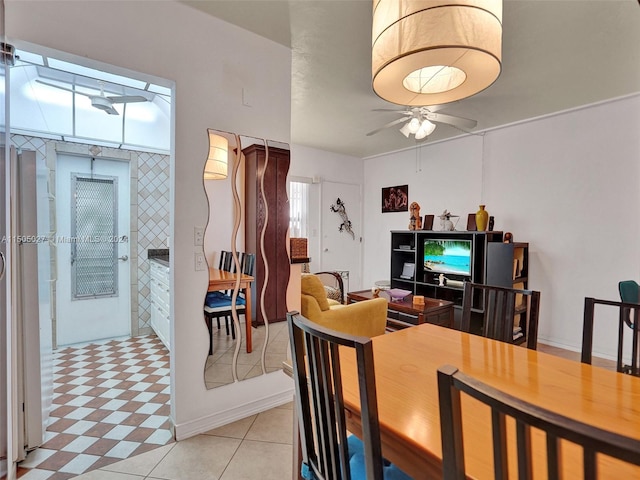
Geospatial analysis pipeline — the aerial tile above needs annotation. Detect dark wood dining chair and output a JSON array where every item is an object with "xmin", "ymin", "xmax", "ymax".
[
  {"xmin": 287, "ymin": 311, "xmax": 411, "ymax": 480},
  {"xmin": 460, "ymin": 282, "xmax": 540, "ymax": 349},
  {"xmin": 581, "ymin": 297, "xmax": 640, "ymax": 376},
  {"xmin": 204, "ymin": 252, "xmax": 256, "ymax": 340},
  {"xmin": 437, "ymin": 364, "xmax": 640, "ymax": 480},
  {"xmin": 618, "ymin": 280, "xmax": 640, "ymax": 328}
]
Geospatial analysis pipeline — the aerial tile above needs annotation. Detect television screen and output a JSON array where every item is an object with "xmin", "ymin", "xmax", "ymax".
[{"xmin": 423, "ymin": 239, "xmax": 472, "ymax": 276}]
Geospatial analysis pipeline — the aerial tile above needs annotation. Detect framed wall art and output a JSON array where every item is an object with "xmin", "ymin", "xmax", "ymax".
[{"xmin": 382, "ymin": 185, "xmax": 408, "ymax": 213}]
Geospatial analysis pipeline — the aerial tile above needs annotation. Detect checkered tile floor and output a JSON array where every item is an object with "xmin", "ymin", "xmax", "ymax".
[{"xmin": 17, "ymin": 335, "xmax": 173, "ymax": 479}]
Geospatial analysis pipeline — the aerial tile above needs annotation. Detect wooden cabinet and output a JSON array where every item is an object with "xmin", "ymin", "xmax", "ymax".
[{"xmin": 244, "ymin": 144, "xmax": 290, "ymax": 326}]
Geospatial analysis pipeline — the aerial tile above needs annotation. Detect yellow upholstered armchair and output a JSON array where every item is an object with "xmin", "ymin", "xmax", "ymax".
[{"xmin": 300, "ymin": 274, "xmax": 388, "ymax": 337}]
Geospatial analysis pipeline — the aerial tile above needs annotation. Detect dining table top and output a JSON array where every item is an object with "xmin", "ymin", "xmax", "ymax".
[{"xmin": 339, "ymin": 323, "xmax": 640, "ymax": 479}]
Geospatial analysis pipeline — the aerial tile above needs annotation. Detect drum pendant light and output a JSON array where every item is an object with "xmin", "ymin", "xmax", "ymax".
[
  {"xmin": 372, "ymin": 0, "xmax": 502, "ymax": 106},
  {"xmin": 204, "ymin": 130, "xmax": 229, "ymax": 180}
]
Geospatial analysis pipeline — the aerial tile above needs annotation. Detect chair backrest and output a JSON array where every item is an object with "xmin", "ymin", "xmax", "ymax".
[
  {"xmin": 218, "ymin": 250, "xmax": 233, "ymax": 272},
  {"xmin": 437, "ymin": 364, "xmax": 640, "ymax": 480},
  {"xmin": 287, "ymin": 311, "xmax": 384, "ymax": 480},
  {"xmin": 241, "ymin": 252, "xmax": 256, "ymax": 276},
  {"xmin": 618, "ymin": 280, "xmax": 639, "ymax": 328},
  {"xmin": 460, "ymin": 282, "xmax": 540, "ymax": 349},
  {"xmin": 581, "ymin": 297, "xmax": 640, "ymax": 375}
]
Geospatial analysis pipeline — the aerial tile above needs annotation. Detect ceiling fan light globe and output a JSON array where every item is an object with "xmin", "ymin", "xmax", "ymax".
[
  {"xmin": 399, "ymin": 122, "xmax": 412, "ymax": 138},
  {"xmin": 415, "ymin": 119, "xmax": 436, "ymax": 140},
  {"xmin": 407, "ymin": 117, "xmax": 421, "ymax": 133}
]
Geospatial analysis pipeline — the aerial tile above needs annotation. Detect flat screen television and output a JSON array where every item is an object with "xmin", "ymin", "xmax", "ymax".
[{"xmin": 423, "ymin": 239, "xmax": 472, "ymax": 277}]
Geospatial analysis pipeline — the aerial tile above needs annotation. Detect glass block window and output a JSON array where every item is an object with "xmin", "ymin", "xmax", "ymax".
[{"xmin": 71, "ymin": 173, "xmax": 118, "ymax": 299}]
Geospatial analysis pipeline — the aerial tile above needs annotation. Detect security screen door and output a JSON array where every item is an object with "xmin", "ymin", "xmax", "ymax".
[{"xmin": 56, "ymin": 154, "xmax": 130, "ymax": 345}]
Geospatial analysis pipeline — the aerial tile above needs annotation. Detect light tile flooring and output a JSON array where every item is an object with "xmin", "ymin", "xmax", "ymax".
[
  {"xmin": 205, "ymin": 319, "xmax": 290, "ymax": 389},
  {"xmin": 66, "ymin": 403, "xmax": 294, "ymax": 480}
]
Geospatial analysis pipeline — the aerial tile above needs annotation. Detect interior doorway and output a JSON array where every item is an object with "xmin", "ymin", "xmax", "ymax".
[{"xmin": 7, "ymin": 42, "xmax": 174, "ymax": 476}]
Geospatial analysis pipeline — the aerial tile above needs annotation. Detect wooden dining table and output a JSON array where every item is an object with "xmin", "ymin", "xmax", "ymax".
[
  {"xmin": 339, "ymin": 323, "xmax": 640, "ymax": 479},
  {"xmin": 208, "ymin": 267, "xmax": 254, "ymax": 353}
]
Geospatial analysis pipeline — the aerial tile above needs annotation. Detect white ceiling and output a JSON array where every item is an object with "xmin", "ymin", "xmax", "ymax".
[{"xmin": 181, "ymin": 0, "xmax": 640, "ymax": 158}]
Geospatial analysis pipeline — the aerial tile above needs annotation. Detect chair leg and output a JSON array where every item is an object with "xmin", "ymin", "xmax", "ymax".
[
  {"xmin": 205, "ymin": 313, "xmax": 213, "ymax": 356},
  {"xmin": 226, "ymin": 316, "xmax": 235, "ymax": 340}
]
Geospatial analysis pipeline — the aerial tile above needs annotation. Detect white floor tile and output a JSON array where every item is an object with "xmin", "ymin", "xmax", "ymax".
[
  {"xmin": 65, "ymin": 406, "xmax": 94, "ymax": 420},
  {"xmin": 135, "ymin": 402, "xmax": 162, "ymax": 415},
  {"xmin": 59, "ymin": 453, "xmax": 100, "ymax": 474},
  {"xmin": 145, "ymin": 429, "xmax": 173, "ymax": 445},
  {"xmin": 63, "ymin": 420, "xmax": 98, "ymax": 435},
  {"xmin": 101, "ymin": 399, "xmax": 127, "ymax": 411},
  {"xmin": 102, "ymin": 411, "xmax": 132, "ymax": 424},
  {"xmin": 103, "ymin": 424, "xmax": 136, "ymax": 440},
  {"xmin": 18, "ymin": 448, "xmax": 57, "ymax": 468},
  {"xmin": 105, "ymin": 440, "xmax": 142, "ymax": 459},
  {"xmin": 61, "ymin": 435, "xmax": 99, "ymax": 453}
]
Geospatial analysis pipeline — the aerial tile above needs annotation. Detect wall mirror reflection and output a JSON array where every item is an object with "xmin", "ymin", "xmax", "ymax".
[{"xmin": 203, "ymin": 131, "xmax": 291, "ymax": 389}]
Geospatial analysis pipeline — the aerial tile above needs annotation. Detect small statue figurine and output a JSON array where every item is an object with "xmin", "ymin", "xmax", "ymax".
[
  {"xmin": 408, "ymin": 202, "xmax": 422, "ymax": 230},
  {"xmin": 439, "ymin": 210, "xmax": 455, "ymax": 231},
  {"xmin": 439, "ymin": 274, "xmax": 445, "ymax": 286}
]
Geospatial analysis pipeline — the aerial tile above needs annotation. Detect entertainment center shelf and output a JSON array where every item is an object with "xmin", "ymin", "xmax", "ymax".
[{"xmin": 390, "ymin": 230, "xmax": 529, "ymax": 331}]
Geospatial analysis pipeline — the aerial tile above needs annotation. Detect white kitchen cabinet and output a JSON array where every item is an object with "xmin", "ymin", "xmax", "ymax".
[{"xmin": 149, "ymin": 260, "xmax": 170, "ymax": 351}]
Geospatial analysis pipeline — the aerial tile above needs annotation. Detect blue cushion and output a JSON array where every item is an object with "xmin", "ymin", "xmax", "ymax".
[
  {"xmin": 301, "ymin": 436, "xmax": 413, "ymax": 479},
  {"xmin": 204, "ymin": 292, "xmax": 246, "ymax": 309},
  {"xmin": 347, "ymin": 435, "xmax": 413, "ymax": 480}
]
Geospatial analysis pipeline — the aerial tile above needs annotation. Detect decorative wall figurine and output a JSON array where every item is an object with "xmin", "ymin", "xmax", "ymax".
[
  {"xmin": 330, "ymin": 198, "xmax": 355, "ymax": 239},
  {"xmin": 408, "ymin": 202, "xmax": 422, "ymax": 230}
]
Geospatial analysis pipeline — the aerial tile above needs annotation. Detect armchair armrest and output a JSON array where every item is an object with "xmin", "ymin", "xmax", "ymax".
[{"xmin": 319, "ymin": 297, "xmax": 388, "ymax": 337}]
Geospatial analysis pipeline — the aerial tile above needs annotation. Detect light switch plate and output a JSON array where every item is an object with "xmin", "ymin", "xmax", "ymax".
[
  {"xmin": 194, "ymin": 252, "xmax": 206, "ymax": 271},
  {"xmin": 194, "ymin": 226, "xmax": 204, "ymax": 246}
]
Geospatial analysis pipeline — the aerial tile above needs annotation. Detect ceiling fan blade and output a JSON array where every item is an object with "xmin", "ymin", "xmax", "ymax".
[
  {"xmin": 372, "ymin": 108, "xmax": 411, "ymax": 115},
  {"xmin": 35, "ymin": 79, "xmax": 90, "ymax": 97},
  {"xmin": 427, "ymin": 112, "xmax": 477, "ymax": 131},
  {"xmin": 366, "ymin": 117, "xmax": 410, "ymax": 136},
  {"xmin": 105, "ymin": 105, "xmax": 120, "ymax": 115},
  {"xmin": 107, "ymin": 95, "xmax": 148, "ymax": 104}
]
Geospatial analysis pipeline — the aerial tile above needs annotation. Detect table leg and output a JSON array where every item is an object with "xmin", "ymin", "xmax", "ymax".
[{"xmin": 245, "ymin": 284, "xmax": 252, "ymax": 353}]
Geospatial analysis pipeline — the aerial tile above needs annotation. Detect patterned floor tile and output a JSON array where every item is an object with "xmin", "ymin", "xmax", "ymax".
[{"xmin": 18, "ymin": 335, "xmax": 173, "ymax": 479}]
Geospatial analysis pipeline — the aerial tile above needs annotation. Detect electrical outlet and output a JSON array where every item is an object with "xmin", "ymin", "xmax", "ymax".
[
  {"xmin": 194, "ymin": 226, "xmax": 204, "ymax": 246},
  {"xmin": 194, "ymin": 252, "xmax": 206, "ymax": 271}
]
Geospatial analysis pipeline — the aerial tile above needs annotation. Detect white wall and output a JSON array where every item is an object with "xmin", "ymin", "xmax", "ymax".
[
  {"xmin": 363, "ymin": 94, "xmax": 640, "ymax": 357},
  {"xmin": 290, "ymin": 144, "xmax": 363, "ymax": 271},
  {"xmin": 8, "ymin": 0, "xmax": 292, "ymax": 439}
]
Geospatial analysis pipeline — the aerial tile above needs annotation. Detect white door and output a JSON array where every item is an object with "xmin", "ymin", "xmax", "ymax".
[
  {"xmin": 321, "ymin": 181, "xmax": 362, "ymax": 292},
  {"xmin": 56, "ymin": 154, "xmax": 130, "ymax": 345}
]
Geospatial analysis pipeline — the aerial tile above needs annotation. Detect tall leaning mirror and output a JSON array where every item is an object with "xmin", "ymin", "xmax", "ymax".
[{"xmin": 202, "ymin": 130, "xmax": 291, "ymax": 389}]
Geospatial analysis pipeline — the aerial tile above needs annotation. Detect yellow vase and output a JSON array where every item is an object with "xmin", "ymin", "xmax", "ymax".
[{"xmin": 476, "ymin": 205, "xmax": 489, "ymax": 231}]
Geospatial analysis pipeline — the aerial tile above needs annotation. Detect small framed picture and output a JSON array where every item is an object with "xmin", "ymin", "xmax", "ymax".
[{"xmin": 382, "ymin": 185, "xmax": 409, "ymax": 213}]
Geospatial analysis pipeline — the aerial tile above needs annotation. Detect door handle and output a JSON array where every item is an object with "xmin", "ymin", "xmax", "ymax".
[
  {"xmin": 118, "ymin": 255, "xmax": 129, "ymax": 262},
  {"xmin": 0, "ymin": 251, "xmax": 5, "ymax": 281}
]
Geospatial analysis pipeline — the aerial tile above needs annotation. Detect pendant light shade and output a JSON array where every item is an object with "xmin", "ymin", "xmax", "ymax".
[
  {"xmin": 372, "ymin": 0, "xmax": 502, "ymax": 106},
  {"xmin": 204, "ymin": 131, "xmax": 229, "ymax": 180}
]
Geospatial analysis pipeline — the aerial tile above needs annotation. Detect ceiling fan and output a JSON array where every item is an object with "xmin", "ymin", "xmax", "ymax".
[
  {"xmin": 366, "ymin": 106, "xmax": 477, "ymax": 140},
  {"xmin": 35, "ymin": 79, "xmax": 149, "ymax": 115}
]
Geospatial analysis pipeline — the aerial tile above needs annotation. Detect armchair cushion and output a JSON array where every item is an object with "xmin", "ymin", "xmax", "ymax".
[{"xmin": 301, "ymin": 274, "xmax": 330, "ymax": 311}]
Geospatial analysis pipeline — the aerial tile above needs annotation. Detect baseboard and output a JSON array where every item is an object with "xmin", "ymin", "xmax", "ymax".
[{"xmin": 173, "ymin": 370, "xmax": 294, "ymax": 441}]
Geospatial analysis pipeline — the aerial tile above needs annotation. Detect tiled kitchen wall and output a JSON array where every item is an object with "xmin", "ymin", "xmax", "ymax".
[{"xmin": 11, "ymin": 135, "xmax": 170, "ymax": 341}]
